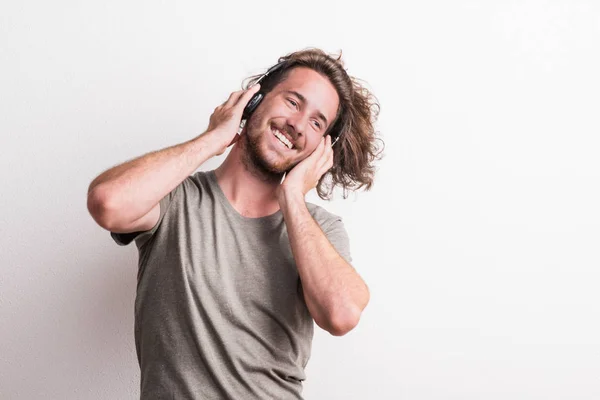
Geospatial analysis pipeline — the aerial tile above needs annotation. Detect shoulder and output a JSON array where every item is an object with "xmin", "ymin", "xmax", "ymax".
[
  {"xmin": 306, "ymin": 201, "xmax": 344, "ymax": 232},
  {"xmin": 179, "ymin": 170, "xmax": 214, "ymax": 196},
  {"xmin": 191, "ymin": 170, "xmax": 210, "ymax": 184},
  {"xmin": 306, "ymin": 201, "xmax": 353, "ymax": 263}
]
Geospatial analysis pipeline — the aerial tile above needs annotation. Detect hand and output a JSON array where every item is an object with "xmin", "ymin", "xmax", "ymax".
[
  {"xmin": 279, "ymin": 135, "xmax": 334, "ymax": 198},
  {"xmin": 204, "ymin": 84, "xmax": 261, "ymax": 156}
]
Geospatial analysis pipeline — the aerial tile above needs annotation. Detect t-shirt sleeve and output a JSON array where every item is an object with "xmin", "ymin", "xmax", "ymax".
[
  {"xmin": 322, "ymin": 217, "xmax": 353, "ymax": 264},
  {"xmin": 109, "ymin": 189, "xmax": 175, "ymax": 249}
]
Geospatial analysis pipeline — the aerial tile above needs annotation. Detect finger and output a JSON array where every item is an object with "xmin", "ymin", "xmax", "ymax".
[
  {"xmin": 316, "ymin": 161, "xmax": 333, "ymax": 181},
  {"xmin": 316, "ymin": 138, "xmax": 329, "ymax": 164},
  {"xmin": 317, "ymin": 142, "xmax": 334, "ymax": 172},
  {"xmin": 316, "ymin": 136, "xmax": 328, "ymax": 159},
  {"xmin": 305, "ymin": 137, "xmax": 325, "ymax": 164},
  {"xmin": 316, "ymin": 137, "xmax": 333, "ymax": 165},
  {"xmin": 235, "ymin": 84, "xmax": 261, "ymax": 108},
  {"xmin": 324, "ymin": 134, "xmax": 332, "ymax": 150},
  {"xmin": 224, "ymin": 90, "xmax": 245, "ymax": 107},
  {"xmin": 314, "ymin": 153, "xmax": 332, "ymax": 186}
]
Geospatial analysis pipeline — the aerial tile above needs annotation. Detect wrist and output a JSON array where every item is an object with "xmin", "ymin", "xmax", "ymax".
[
  {"xmin": 198, "ymin": 129, "xmax": 228, "ymax": 157},
  {"xmin": 278, "ymin": 184, "xmax": 304, "ymax": 205}
]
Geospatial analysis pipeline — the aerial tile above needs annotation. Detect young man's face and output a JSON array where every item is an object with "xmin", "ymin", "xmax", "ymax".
[{"xmin": 243, "ymin": 66, "xmax": 340, "ymax": 175}]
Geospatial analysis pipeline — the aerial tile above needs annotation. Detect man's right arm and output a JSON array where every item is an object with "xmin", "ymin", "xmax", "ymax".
[
  {"xmin": 87, "ymin": 133, "xmax": 219, "ymax": 233},
  {"xmin": 86, "ymin": 84, "xmax": 261, "ymax": 233}
]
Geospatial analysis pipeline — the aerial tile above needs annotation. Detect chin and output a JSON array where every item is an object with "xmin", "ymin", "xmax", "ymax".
[
  {"xmin": 244, "ymin": 130, "xmax": 295, "ymax": 176},
  {"xmin": 256, "ymin": 147, "xmax": 297, "ymax": 174},
  {"xmin": 244, "ymin": 113, "xmax": 305, "ymax": 173}
]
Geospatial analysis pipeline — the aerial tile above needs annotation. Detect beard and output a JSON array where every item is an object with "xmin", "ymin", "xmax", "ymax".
[{"xmin": 241, "ymin": 109, "xmax": 300, "ymax": 181}]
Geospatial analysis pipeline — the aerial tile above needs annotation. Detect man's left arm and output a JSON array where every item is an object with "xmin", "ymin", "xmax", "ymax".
[{"xmin": 278, "ymin": 135, "xmax": 370, "ymax": 336}]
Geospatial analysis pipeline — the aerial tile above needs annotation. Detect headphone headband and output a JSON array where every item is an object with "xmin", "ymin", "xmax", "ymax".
[{"xmin": 253, "ymin": 61, "xmax": 287, "ymax": 86}]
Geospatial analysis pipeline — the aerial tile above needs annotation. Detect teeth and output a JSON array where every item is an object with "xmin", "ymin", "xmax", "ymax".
[{"xmin": 272, "ymin": 128, "xmax": 293, "ymax": 149}]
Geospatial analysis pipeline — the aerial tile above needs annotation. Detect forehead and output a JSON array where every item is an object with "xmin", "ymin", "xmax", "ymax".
[{"xmin": 273, "ymin": 67, "xmax": 339, "ymax": 122}]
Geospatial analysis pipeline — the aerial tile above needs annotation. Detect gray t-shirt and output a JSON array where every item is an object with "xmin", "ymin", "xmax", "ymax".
[{"xmin": 111, "ymin": 170, "xmax": 352, "ymax": 399}]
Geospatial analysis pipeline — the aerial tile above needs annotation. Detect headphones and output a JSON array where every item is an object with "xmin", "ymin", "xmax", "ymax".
[
  {"xmin": 238, "ymin": 61, "xmax": 342, "ymax": 146},
  {"xmin": 242, "ymin": 61, "xmax": 286, "ymax": 121}
]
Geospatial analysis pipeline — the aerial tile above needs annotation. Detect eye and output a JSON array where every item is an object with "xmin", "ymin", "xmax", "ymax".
[
  {"xmin": 287, "ymin": 98, "xmax": 298, "ymax": 108},
  {"xmin": 312, "ymin": 120, "xmax": 321, "ymax": 130}
]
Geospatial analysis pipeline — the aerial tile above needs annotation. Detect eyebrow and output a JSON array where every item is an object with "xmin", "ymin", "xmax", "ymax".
[{"xmin": 285, "ymin": 90, "xmax": 329, "ymax": 129}]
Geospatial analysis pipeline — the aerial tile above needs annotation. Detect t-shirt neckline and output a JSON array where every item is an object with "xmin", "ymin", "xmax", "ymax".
[{"xmin": 206, "ymin": 169, "xmax": 283, "ymax": 224}]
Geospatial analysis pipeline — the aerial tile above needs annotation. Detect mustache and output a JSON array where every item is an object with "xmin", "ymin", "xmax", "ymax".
[{"xmin": 271, "ymin": 123, "xmax": 298, "ymax": 144}]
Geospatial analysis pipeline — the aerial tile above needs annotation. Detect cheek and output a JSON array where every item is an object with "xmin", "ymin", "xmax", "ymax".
[
  {"xmin": 260, "ymin": 98, "xmax": 287, "ymax": 115},
  {"xmin": 305, "ymin": 134, "xmax": 324, "ymax": 152}
]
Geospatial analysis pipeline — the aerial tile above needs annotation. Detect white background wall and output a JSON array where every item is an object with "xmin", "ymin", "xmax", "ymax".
[{"xmin": 1, "ymin": 0, "xmax": 599, "ymax": 399}]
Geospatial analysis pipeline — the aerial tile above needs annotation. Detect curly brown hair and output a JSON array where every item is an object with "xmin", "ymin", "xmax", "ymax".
[{"xmin": 242, "ymin": 48, "xmax": 384, "ymax": 200}]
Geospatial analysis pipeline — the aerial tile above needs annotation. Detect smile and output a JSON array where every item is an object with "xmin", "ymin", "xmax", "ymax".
[{"xmin": 271, "ymin": 126, "xmax": 294, "ymax": 149}]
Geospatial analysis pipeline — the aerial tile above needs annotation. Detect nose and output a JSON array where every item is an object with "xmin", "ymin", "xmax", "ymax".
[{"xmin": 285, "ymin": 112, "xmax": 309, "ymax": 138}]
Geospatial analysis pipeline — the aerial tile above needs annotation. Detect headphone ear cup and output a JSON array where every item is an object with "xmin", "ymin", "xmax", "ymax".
[{"xmin": 242, "ymin": 92, "xmax": 264, "ymax": 120}]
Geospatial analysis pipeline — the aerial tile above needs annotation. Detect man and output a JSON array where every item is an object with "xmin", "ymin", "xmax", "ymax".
[{"xmin": 87, "ymin": 48, "xmax": 382, "ymax": 399}]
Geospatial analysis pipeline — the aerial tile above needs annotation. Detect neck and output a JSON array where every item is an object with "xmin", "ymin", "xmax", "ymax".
[{"xmin": 214, "ymin": 138, "xmax": 283, "ymax": 218}]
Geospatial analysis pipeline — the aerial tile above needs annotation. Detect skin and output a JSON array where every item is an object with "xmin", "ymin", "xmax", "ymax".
[{"xmin": 212, "ymin": 67, "xmax": 370, "ymax": 336}]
